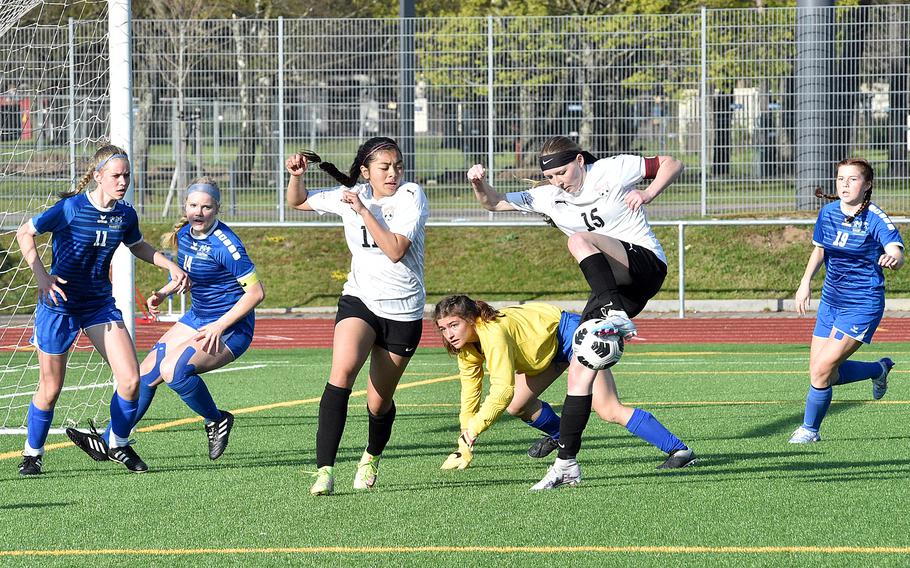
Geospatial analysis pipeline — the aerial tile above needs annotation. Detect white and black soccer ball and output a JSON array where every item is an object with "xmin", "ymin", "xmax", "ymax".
[{"xmin": 573, "ymin": 318, "xmax": 624, "ymax": 370}]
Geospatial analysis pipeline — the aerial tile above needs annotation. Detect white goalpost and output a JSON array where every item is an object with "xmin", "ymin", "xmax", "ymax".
[{"xmin": 0, "ymin": 0, "xmax": 133, "ymax": 434}]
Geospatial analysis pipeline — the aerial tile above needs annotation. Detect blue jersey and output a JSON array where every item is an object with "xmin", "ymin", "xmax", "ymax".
[
  {"xmin": 177, "ymin": 220, "xmax": 258, "ymax": 320},
  {"xmin": 812, "ymin": 200, "xmax": 904, "ymax": 309},
  {"xmin": 30, "ymin": 192, "xmax": 142, "ymax": 312}
]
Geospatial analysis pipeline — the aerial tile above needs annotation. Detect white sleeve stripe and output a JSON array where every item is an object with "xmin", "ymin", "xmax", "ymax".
[{"xmin": 124, "ymin": 237, "xmax": 144, "ymax": 248}]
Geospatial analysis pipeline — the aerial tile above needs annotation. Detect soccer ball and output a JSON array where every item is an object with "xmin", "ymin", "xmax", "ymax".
[{"xmin": 573, "ymin": 318, "xmax": 624, "ymax": 370}]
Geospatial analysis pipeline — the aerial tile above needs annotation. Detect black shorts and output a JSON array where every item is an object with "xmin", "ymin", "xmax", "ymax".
[
  {"xmin": 585, "ymin": 241, "xmax": 667, "ymax": 319},
  {"xmin": 335, "ymin": 295, "xmax": 423, "ymax": 357}
]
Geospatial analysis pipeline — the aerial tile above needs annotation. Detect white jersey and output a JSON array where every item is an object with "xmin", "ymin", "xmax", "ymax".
[
  {"xmin": 308, "ymin": 181, "xmax": 429, "ymax": 321},
  {"xmin": 505, "ymin": 154, "xmax": 667, "ymax": 264}
]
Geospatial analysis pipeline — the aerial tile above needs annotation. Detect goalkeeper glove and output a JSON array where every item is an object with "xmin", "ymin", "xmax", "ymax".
[{"xmin": 440, "ymin": 432, "xmax": 475, "ymax": 470}]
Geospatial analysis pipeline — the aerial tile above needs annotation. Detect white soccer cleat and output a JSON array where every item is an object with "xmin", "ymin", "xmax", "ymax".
[
  {"xmin": 353, "ymin": 451, "xmax": 380, "ymax": 490},
  {"xmin": 597, "ymin": 309, "xmax": 637, "ymax": 340},
  {"xmin": 310, "ymin": 465, "xmax": 335, "ymax": 496},
  {"xmin": 788, "ymin": 426, "xmax": 820, "ymax": 444},
  {"xmin": 530, "ymin": 458, "xmax": 581, "ymax": 491}
]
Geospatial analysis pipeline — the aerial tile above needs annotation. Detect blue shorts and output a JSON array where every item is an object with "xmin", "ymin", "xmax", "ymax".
[
  {"xmin": 179, "ymin": 309, "xmax": 255, "ymax": 358},
  {"xmin": 813, "ymin": 300, "xmax": 882, "ymax": 344},
  {"xmin": 555, "ymin": 311, "xmax": 581, "ymax": 363},
  {"xmin": 31, "ymin": 300, "xmax": 123, "ymax": 355}
]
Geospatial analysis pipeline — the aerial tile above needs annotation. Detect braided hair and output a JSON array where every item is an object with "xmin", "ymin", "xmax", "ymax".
[
  {"xmin": 297, "ymin": 137, "xmax": 401, "ymax": 188},
  {"xmin": 434, "ymin": 295, "xmax": 502, "ymax": 355},
  {"xmin": 815, "ymin": 158, "xmax": 874, "ymax": 224},
  {"xmin": 61, "ymin": 144, "xmax": 129, "ymax": 199}
]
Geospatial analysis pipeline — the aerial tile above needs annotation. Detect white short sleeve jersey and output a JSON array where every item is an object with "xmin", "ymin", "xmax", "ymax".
[
  {"xmin": 307, "ymin": 181, "xmax": 429, "ymax": 321},
  {"xmin": 504, "ymin": 155, "xmax": 667, "ymax": 264}
]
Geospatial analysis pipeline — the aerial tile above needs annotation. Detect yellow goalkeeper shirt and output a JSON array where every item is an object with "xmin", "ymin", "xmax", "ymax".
[{"xmin": 457, "ymin": 302, "xmax": 563, "ymax": 437}]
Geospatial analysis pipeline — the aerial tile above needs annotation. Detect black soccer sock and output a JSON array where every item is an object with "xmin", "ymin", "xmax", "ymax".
[
  {"xmin": 315, "ymin": 383, "xmax": 352, "ymax": 467},
  {"xmin": 579, "ymin": 253, "xmax": 624, "ymax": 321},
  {"xmin": 366, "ymin": 400, "xmax": 397, "ymax": 457},
  {"xmin": 557, "ymin": 394, "xmax": 593, "ymax": 460}
]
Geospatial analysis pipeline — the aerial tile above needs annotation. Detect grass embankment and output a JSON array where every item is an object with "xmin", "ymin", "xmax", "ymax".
[{"xmin": 131, "ymin": 224, "xmax": 910, "ymax": 309}]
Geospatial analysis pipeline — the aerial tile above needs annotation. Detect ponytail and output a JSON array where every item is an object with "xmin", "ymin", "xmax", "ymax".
[
  {"xmin": 161, "ymin": 216, "xmax": 189, "ymax": 250},
  {"xmin": 298, "ymin": 137, "xmax": 401, "ymax": 188}
]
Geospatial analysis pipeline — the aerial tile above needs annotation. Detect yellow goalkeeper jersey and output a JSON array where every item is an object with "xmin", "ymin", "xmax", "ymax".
[{"xmin": 456, "ymin": 302, "xmax": 563, "ymax": 437}]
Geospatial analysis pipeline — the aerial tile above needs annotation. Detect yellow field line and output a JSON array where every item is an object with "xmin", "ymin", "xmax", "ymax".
[
  {"xmin": 3, "ymin": 372, "xmax": 907, "ymax": 461},
  {"xmin": 0, "ymin": 375, "xmax": 459, "ymax": 461},
  {"xmin": 396, "ymin": 400, "xmax": 910, "ymax": 408},
  {"xmin": 2, "ymin": 545, "xmax": 909, "ymax": 557},
  {"xmin": 619, "ymin": 370, "xmax": 909, "ymax": 375}
]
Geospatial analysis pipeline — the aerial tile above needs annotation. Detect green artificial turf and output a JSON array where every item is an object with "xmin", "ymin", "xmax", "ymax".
[{"xmin": 1, "ymin": 344, "xmax": 908, "ymax": 566}]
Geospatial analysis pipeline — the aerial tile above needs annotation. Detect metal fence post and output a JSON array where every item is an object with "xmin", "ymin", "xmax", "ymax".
[
  {"xmin": 277, "ymin": 16, "xmax": 285, "ymax": 223},
  {"xmin": 678, "ymin": 222, "xmax": 686, "ymax": 318},
  {"xmin": 487, "ymin": 15, "xmax": 494, "ymax": 178},
  {"xmin": 68, "ymin": 18, "xmax": 76, "ymax": 191},
  {"xmin": 399, "ymin": 1, "xmax": 415, "ymax": 180},
  {"xmin": 700, "ymin": 7, "xmax": 707, "ymax": 217}
]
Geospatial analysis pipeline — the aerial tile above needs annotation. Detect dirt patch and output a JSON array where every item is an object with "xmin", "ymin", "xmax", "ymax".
[{"xmin": 745, "ymin": 225, "xmax": 811, "ymax": 251}]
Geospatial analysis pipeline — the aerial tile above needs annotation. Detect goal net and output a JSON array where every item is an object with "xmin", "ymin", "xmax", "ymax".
[{"xmin": 0, "ymin": 0, "xmax": 114, "ymax": 434}]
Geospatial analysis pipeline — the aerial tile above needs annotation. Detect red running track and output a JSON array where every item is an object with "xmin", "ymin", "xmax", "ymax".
[{"xmin": 3, "ymin": 317, "xmax": 909, "ymax": 352}]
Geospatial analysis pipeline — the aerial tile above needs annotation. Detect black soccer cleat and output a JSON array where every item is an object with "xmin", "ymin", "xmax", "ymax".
[
  {"xmin": 657, "ymin": 448, "xmax": 697, "ymax": 470},
  {"xmin": 205, "ymin": 411, "xmax": 234, "ymax": 460},
  {"xmin": 527, "ymin": 435, "xmax": 559, "ymax": 458},
  {"xmin": 18, "ymin": 455, "xmax": 43, "ymax": 476},
  {"xmin": 107, "ymin": 443, "xmax": 149, "ymax": 473},
  {"xmin": 66, "ymin": 425, "xmax": 110, "ymax": 462}
]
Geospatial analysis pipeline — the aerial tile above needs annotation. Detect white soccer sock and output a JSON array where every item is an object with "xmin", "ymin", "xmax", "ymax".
[{"xmin": 109, "ymin": 431, "xmax": 130, "ymax": 449}]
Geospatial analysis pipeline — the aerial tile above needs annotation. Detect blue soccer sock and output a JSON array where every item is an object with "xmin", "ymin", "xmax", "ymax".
[
  {"xmin": 802, "ymin": 385, "xmax": 833, "ymax": 431},
  {"xmin": 109, "ymin": 392, "xmax": 139, "ymax": 445},
  {"xmin": 102, "ymin": 343, "xmax": 165, "ymax": 444},
  {"xmin": 102, "ymin": 374, "xmax": 159, "ymax": 445},
  {"xmin": 168, "ymin": 374, "xmax": 222, "ymax": 422},
  {"xmin": 835, "ymin": 360, "xmax": 884, "ymax": 385},
  {"xmin": 167, "ymin": 347, "xmax": 222, "ymax": 422},
  {"xmin": 25, "ymin": 401, "xmax": 54, "ymax": 454},
  {"xmin": 625, "ymin": 408, "xmax": 687, "ymax": 454},
  {"xmin": 524, "ymin": 401, "xmax": 560, "ymax": 439}
]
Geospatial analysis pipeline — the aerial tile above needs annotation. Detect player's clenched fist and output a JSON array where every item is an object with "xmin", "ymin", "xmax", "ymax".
[
  {"xmin": 466, "ymin": 164, "xmax": 486, "ymax": 184},
  {"xmin": 285, "ymin": 152, "xmax": 309, "ymax": 176}
]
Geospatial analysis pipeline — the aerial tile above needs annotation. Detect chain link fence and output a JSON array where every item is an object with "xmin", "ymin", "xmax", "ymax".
[{"xmin": 3, "ymin": 5, "xmax": 910, "ymax": 224}]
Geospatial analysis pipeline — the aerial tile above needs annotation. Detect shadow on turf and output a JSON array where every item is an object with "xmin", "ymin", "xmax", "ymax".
[
  {"xmin": 734, "ymin": 401, "xmax": 862, "ymax": 440},
  {"xmin": 0, "ymin": 501, "xmax": 72, "ymax": 510}
]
